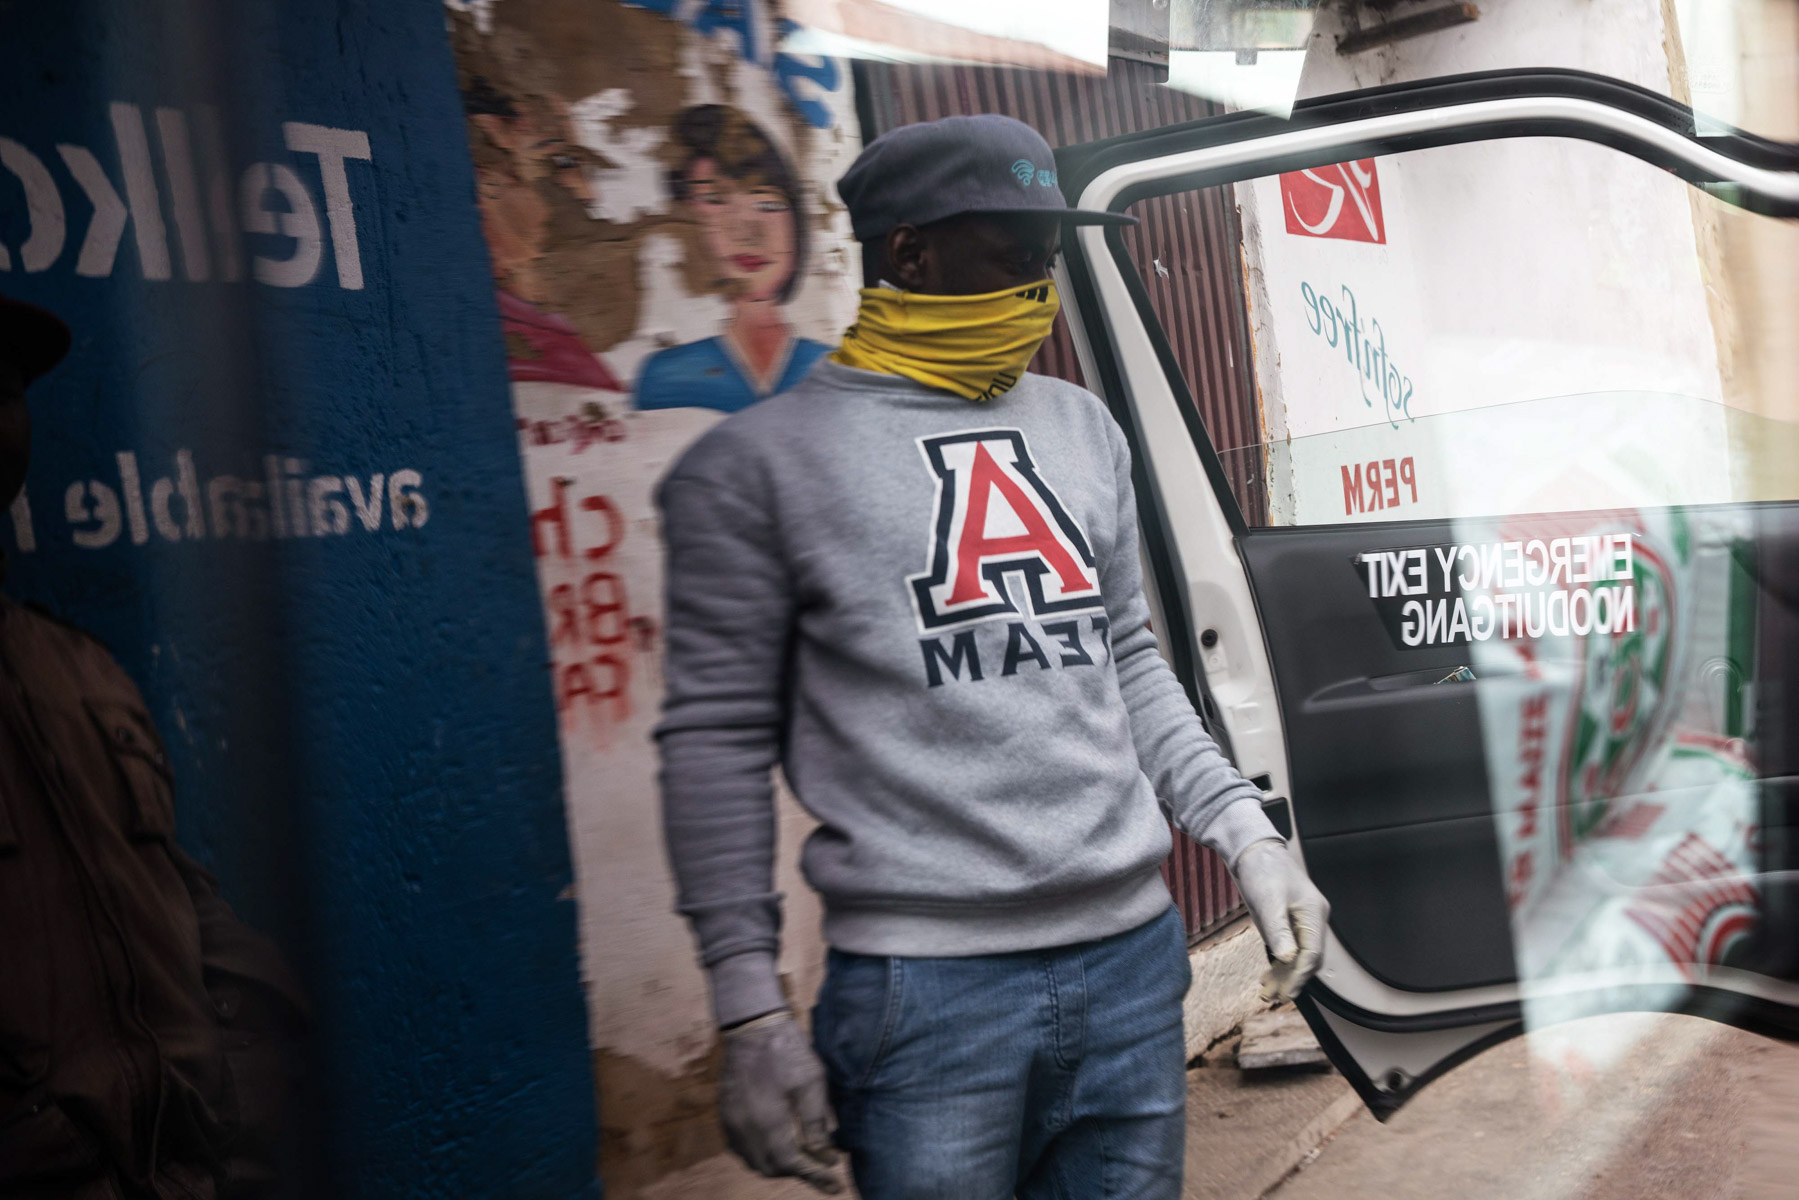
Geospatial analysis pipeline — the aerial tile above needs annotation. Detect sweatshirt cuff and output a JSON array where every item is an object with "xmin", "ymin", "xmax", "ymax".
[
  {"xmin": 1198, "ymin": 794, "xmax": 1284, "ymax": 870},
  {"xmin": 707, "ymin": 950, "xmax": 787, "ymax": 1029}
]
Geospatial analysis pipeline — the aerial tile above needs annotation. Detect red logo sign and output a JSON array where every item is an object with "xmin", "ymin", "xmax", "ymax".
[{"xmin": 1281, "ymin": 160, "xmax": 1385, "ymax": 243}]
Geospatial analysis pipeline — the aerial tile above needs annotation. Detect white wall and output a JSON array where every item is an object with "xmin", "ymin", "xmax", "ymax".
[{"xmin": 1235, "ymin": 0, "xmax": 1735, "ymax": 527}]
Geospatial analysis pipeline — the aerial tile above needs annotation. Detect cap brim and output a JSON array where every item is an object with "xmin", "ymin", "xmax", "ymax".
[
  {"xmin": 970, "ymin": 206, "xmax": 1138, "ymax": 227},
  {"xmin": 0, "ymin": 296, "xmax": 71, "ymax": 383},
  {"xmin": 1058, "ymin": 208, "xmax": 1138, "ymax": 226}
]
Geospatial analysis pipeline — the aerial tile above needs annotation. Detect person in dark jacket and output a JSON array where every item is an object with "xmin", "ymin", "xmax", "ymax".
[{"xmin": 0, "ymin": 294, "xmax": 306, "ymax": 1200}]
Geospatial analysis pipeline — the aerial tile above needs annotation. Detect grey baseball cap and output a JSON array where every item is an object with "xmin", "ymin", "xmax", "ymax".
[{"xmin": 837, "ymin": 114, "xmax": 1137, "ymax": 241}]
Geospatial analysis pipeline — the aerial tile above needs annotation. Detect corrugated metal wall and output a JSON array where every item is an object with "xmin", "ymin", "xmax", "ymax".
[{"xmin": 856, "ymin": 56, "xmax": 1257, "ymax": 940}]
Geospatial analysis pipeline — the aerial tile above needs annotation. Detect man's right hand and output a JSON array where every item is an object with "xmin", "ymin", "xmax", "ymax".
[{"xmin": 718, "ymin": 1010, "xmax": 844, "ymax": 1194}]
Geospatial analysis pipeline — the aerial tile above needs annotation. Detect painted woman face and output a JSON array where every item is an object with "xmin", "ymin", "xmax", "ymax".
[
  {"xmin": 471, "ymin": 104, "xmax": 597, "ymax": 298},
  {"xmin": 684, "ymin": 158, "xmax": 797, "ymax": 304}
]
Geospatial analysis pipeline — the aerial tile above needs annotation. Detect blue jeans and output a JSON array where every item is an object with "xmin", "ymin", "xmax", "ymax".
[{"xmin": 811, "ymin": 906, "xmax": 1191, "ymax": 1200}]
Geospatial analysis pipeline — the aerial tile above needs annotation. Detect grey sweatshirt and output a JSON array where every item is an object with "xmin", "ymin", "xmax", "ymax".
[{"xmin": 656, "ymin": 360, "xmax": 1280, "ymax": 1027}]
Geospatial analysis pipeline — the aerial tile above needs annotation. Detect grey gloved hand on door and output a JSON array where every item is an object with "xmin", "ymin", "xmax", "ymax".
[
  {"xmin": 1232, "ymin": 838, "xmax": 1331, "ymax": 1001},
  {"xmin": 718, "ymin": 1010, "xmax": 844, "ymax": 1194}
]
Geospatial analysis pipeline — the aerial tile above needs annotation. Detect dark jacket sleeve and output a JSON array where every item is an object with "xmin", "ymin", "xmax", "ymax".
[{"xmin": 168, "ymin": 845, "xmax": 308, "ymax": 1024}]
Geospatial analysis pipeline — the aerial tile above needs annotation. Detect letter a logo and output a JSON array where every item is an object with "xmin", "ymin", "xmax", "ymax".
[{"xmin": 907, "ymin": 428, "xmax": 1103, "ymax": 632}]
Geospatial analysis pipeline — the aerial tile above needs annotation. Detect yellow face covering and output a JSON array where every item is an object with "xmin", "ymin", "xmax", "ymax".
[{"xmin": 830, "ymin": 280, "xmax": 1060, "ymax": 401}]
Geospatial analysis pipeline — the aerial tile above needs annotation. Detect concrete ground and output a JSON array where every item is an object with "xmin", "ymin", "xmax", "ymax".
[
  {"xmin": 1269, "ymin": 1013, "xmax": 1799, "ymax": 1200},
  {"xmin": 1182, "ymin": 1053, "xmax": 1357, "ymax": 1200},
  {"xmin": 637, "ymin": 1011, "xmax": 1797, "ymax": 1199},
  {"xmin": 637, "ymin": 1152, "xmax": 829, "ymax": 1199}
]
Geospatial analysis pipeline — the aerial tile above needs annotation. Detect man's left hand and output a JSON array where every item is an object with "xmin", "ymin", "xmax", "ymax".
[{"xmin": 1231, "ymin": 839, "xmax": 1330, "ymax": 1001}]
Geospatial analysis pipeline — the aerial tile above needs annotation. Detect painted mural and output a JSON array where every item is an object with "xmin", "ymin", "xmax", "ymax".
[
  {"xmin": 636, "ymin": 104, "xmax": 831, "ymax": 412},
  {"xmin": 447, "ymin": 1, "xmax": 859, "ymax": 1190}
]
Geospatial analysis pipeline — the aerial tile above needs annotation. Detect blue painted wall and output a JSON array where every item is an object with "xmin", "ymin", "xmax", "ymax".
[{"xmin": 0, "ymin": 2, "xmax": 599, "ymax": 1195}]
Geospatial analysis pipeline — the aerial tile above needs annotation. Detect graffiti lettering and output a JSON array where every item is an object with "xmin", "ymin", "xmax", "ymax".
[
  {"xmin": 531, "ymin": 478, "xmax": 624, "ymax": 562},
  {"xmin": 559, "ymin": 653, "xmax": 630, "ymax": 722},
  {"xmin": 532, "ymin": 477, "xmax": 656, "ymax": 728},
  {"xmin": 548, "ymin": 572, "xmax": 631, "ymax": 650},
  {"xmin": 516, "ymin": 411, "xmax": 628, "ymax": 454}
]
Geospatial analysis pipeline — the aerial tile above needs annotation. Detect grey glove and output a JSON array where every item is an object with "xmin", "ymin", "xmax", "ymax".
[
  {"xmin": 1232, "ymin": 838, "xmax": 1331, "ymax": 1002},
  {"xmin": 718, "ymin": 1011, "xmax": 844, "ymax": 1194}
]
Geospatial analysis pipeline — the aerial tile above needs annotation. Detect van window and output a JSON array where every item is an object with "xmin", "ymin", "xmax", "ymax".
[{"xmin": 1123, "ymin": 136, "xmax": 1799, "ymax": 528}]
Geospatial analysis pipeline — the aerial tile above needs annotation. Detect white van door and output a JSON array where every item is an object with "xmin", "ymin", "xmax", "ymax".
[{"xmin": 1053, "ymin": 69, "xmax": 1799, "ymax": 1116}]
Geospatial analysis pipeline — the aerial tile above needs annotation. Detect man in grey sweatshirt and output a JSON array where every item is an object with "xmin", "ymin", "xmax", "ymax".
[{"xmin": 658, "ymin": 114, "xmax": 1329, "ymax": 1199}]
